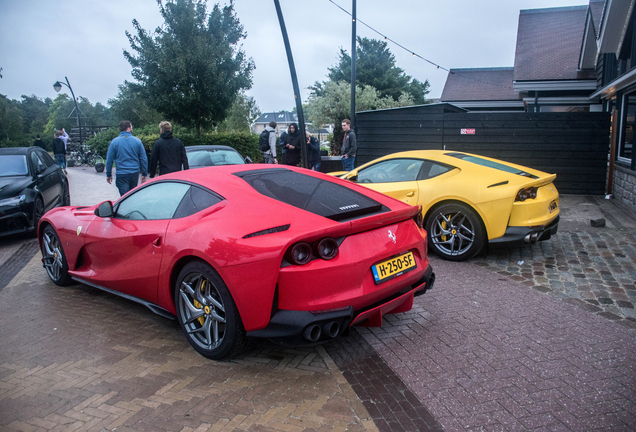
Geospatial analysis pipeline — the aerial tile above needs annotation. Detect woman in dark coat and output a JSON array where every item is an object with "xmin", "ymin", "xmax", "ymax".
[
  {"xmin": 282, "ymin": 123, "xmax": 301, "ymax": 166},
  {"xmin": 306, "ymin": 131, "xmax": 321, "ymax": 171}
]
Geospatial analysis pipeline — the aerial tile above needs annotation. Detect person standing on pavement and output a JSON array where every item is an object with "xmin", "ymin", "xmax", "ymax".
[
  {"xmin": 341, "ymin": 119, "xmax": 356, "ymax": 171},
  {"xmin": 58, "ymin": 128, "xmax": 69, "ymax": 168},
  {"xmin": 106, "ymin": 120, "xmax": 148, "ymax": 196},
  {"xmin": 282, "ymin": 123, "xmax": 301, "ymax": 166},
  {"xmin": 148, "ymin": 121, "xmax": 189, "ymax": 177},
  {"xmin": 33, "ymin": 135, "xmax": 46, "ymax": 150},
  {"xmin": 52, "ymin": 132, "xmax": 66, "ymax": 173},
  {"xmin": 278, "ymin": 129, "xmax": 288, "ymax": 163},
  {"xmin": 306, "ymin": 131, "xmax": 321, "ymax": 171},
  {"xmin": 262, "ymin": 121, "xmax": 278, "ymax": 164}
]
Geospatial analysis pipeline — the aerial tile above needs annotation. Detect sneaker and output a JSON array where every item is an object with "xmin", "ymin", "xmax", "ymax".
[{"xmin": 63, "ymin": 169, "xmax": 68, "ymax": 174}]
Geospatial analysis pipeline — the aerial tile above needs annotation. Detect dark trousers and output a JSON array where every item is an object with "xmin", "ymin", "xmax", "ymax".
[{"xmin": 115, "ymin": 173, "xmax": 139, "ymax": 196}]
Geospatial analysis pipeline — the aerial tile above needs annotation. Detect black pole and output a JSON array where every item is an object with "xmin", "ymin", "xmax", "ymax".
[
  {"xmin": 65, "ymin": 76, "xmax": 82, "ymax": 146},
  {"xmin": 350, "ymin": 0, "xmax": 356, "ymax": 129},
  {"xmin": 273, "ymin": 0, "xmax": 308, "ymax": 169}
]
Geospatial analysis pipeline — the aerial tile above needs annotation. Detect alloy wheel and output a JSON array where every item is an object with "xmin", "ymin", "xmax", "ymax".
[{"xmin": 178, "ymin": 273, "xmax": 227, "ymax": 351}]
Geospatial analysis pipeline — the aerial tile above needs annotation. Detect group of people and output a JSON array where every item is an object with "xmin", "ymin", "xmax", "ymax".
[
  {"xmin": 261, "ymin": 119, "xmax": 357, "ymax": 172},
  {"xmin": 34, "ymin": 129, "xmax": 69, "ymax": 173},
  {"xmin": 105, "ymin": 120, "xmax": 189, "ymax": 196},
  {"xmin": 59, "ymin": 116, "xmax": 357, "ymax": 197}
]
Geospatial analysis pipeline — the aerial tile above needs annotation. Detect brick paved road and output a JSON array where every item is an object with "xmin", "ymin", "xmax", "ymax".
[
  {"xmin": 473, "ymin": 195, "xmax": 636, "ymax": 326},
  {"xmin": 1, "ymin": 167, "xmax": 635, "ymax": 431},
  {"xmin": 360, "ymin": 255, "xmax": 636, "ymax": 431},
  {"xmin": 0, "ymin": 256, "xmax": 377, "ymax": 432}
]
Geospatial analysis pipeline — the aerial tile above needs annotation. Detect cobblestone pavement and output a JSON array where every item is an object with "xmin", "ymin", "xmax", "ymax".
[
  {"xmin": 358, "ymin": 255, "xmax": 636, "ymax": 432},
  {"xmin": 1, "ymin": 168, "xmax": 635, "ymax": 431},
  {"xmin": 473, "ymin": 195, "xmax": 636, "ymax": 327}
]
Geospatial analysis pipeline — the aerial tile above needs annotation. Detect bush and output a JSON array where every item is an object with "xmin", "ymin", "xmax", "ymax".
[{"xmin": 85, "ymin": 128, "xmax": 261, "ymax": 163}]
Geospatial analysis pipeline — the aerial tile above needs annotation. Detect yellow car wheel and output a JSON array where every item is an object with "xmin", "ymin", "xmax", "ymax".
[{"xmin": 425, "ymin": 203, "xmax": 485, "ymax": 261}]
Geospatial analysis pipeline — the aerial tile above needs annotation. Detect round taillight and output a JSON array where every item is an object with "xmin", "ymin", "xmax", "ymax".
[
  {"xmin": 530, "ymin": 188, "xmax": 537, "ymax": 199},
  {"xmin": 316, "ymin": 238, "xmax": 338, "ymax": 260},
  {"xmin": 517, "ymin": 190, "xmax": 528, "ymax": 201},
  {"xmin": 289, "ymin": 242, "xmax": 312, "ymax": 265}
]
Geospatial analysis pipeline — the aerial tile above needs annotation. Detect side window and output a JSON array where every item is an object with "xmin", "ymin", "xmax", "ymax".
[
  {"xmin": 115, "ymin": 182, "xmax": 191, "ymax": 220},
  {"xmin": 173, "ymin": 186, "xmax": 223, "ymax": 218},
  {"xmin": 38, "ymin": 150, "xmax": 57, "ymax": 168},
  {"xmin": 418, "ymin": 161, "xmax": 454, "ymax": 180},
  {"xmin": 358, "ymin": 159, "xmax": 424, "ymax": 183},
  {"xmin": 30, "ymin": 151, "xmax": 47, "ymax": 173}
]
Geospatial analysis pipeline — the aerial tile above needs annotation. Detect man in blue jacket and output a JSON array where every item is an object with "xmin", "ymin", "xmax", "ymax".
[{"xmin": 106, "ymin": 120, "xmax": 148, "ymax": 196}]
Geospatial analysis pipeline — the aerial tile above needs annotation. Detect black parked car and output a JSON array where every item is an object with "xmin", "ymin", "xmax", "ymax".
[
  {"xmin": 0, "ymin": 147, "xmax": 70, "ymax": 237},
  {"xmin": 185, "ymin": 145, "xmax": 252, "ymax": 169}
]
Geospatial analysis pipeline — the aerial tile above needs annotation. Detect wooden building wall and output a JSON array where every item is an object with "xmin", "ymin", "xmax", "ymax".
[{"xmin": 356, "ymin": 105, "xmax": 611, "ymax": 195}]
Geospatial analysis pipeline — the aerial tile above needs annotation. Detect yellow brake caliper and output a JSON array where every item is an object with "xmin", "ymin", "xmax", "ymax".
[
  {"xmin": 193, "ymin": 280, "xmax": 206, "ymax": 326},
  {"xmin": 441, "ymin": 214, "xmax": 450, "ymax": 241}
]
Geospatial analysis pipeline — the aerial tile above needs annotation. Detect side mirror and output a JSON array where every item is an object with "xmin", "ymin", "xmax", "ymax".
[
  {"xmin": 244, "ymin": 156, "xmax": 253, "ymax": 164},
  {"xmin": 34, "ymin": 164, "xmax": 45, "ymax": 176},
  {"xmin": 95, "ymin": 201, "xmax": 113, "ymax": 218}
]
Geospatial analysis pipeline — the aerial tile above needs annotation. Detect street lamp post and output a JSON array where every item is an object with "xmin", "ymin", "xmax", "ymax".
[{"xmin": 53, "ymin": 76, "xmax": 82, "ymax": 146}]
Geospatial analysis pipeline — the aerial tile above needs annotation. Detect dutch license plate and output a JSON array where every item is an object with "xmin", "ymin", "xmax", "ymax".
[
  {"xmin": 549, "ymin": 199, "xmax": 558, "ymax": 213},
  {"xmin": 372, "ymin": 251, "xmax": 416, "ymax": 284}
]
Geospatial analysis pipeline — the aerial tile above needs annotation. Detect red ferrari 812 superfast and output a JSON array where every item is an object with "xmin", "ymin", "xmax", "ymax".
[{"xmin": 39, "ymin": 165, "xmax": 435, "ymax": 359}]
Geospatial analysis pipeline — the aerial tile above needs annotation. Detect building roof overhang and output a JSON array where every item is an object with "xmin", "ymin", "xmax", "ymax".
[
  {"xmin": 579, "ymin": 9, "xmax": 598, "ymax": 69},
  {"xmin": 597, "ymin": 0, "xmax": 636, "ymax": 57},
  {"xmin": 513, "ymin": 80, "xmax": 597, "ymax": 92},
  {"xmin": 589, "ymin": 67, "xmax": 636, "ymax": 99},
  {"xmin": 444, "ymin": 101, "xmax": 525, "ymax": 108}
]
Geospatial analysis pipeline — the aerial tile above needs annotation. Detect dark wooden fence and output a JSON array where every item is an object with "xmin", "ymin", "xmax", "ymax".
[
  {"xmin": 355, "ymin": 104, "xmax": 611, "ymax": 195},
  {"xmin": 68, "ymin": 125, "xmax": 111, "ymax": 145}
]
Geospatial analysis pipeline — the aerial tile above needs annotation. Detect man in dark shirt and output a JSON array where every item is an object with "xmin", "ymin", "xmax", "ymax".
[
  {"xmin": 341, "ymin": 118, "xmax": 357, "ymax": 171},
  {"xmin": 33, "ymin": 135, "xmax": 46, "ymax": 150},
  {"xmin": 52, "ymin": 132, "xmax": 66, "ymax": 173},
  {"xmin": 148, "ymin": 121, "xmax": 189, "ymax": 178}
]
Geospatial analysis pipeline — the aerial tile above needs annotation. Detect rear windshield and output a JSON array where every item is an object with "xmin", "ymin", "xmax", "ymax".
[
  {"xmin": 235, "ymin": 169, "xmax": 387, "ymax": 221},
  {"xmin": 445, "ymin": 152, "xmax": 538, "ymax": 179},
  {"xmin": 0, "ymin": 155, "xmax": 28, "ymax": 176}
]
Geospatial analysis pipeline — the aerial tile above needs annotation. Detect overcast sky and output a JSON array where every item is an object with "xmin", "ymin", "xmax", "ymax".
[{"xmin": 0, "ymin": 0, "xmax": 588, "ymax": 114}]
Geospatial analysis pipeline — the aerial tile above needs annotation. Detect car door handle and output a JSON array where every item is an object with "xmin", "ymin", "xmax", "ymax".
[
  {"xmin": 406, "ymin": 191, "xmax": 415, "ymax": 197},
  {"xmin": 152, "ymin": 237, "xmax": 162, "ymax": 247}
]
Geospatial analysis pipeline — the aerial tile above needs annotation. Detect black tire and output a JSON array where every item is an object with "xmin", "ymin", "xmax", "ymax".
[
  {"xmin": 175, "ymin": 261, "xmax": 247, "ymax": 360},
  {"xmin": 62, "ymin": 184, "xmax": 71, "ymax": 206},
  {"xmin": 425, "ymin": 202, "xmax": 485, "ymax": 261},
  {"xmin": 32, "ymin": 196, "xmax": 44, "ymax": 231},
  {"xmin": 41, "ymin": 225, "xmax": 73, "ymax": 286}
]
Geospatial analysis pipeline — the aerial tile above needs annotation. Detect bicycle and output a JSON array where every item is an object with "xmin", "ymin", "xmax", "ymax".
[{"xmin": 68, "ymin": 145, "xmax": 104, "ymax": 167}]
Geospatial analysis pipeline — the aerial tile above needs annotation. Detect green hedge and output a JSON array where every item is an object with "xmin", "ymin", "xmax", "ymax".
[{"xmin": 85, "ymin": 127, "xmax": 261, "ymax": 163}]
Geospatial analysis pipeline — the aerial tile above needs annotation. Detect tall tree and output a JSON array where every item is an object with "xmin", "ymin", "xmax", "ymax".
[
  {"xmin": 124, "ymin": 0, "xmax": 254, "ymax": 135},
  {"xmin": 216, "ymin": 91, "xmax": 261, "ymax": 133},
  {"xmin": 0, "ymin": 95, "xmax": 25, "ymax": 146},
  {"xmin": 315, "ymin": 37, "xmax": 430, "ymax": 105},
  {"xmin": 108, "ymin": 81, "xmax": 163, "ymax": 128},
  {"xmin": 19, "ymin": 95, "xmax": 51, "ymax": 137},
  {"xmin": 307, "ymin": 81, "xmax": 414, "ymax": 155}
]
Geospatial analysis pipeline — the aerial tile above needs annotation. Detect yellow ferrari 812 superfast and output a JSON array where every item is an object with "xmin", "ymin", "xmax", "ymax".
[{"xmin": 336, "ymin": 150, "xmax": 560, "ymax": 261}]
